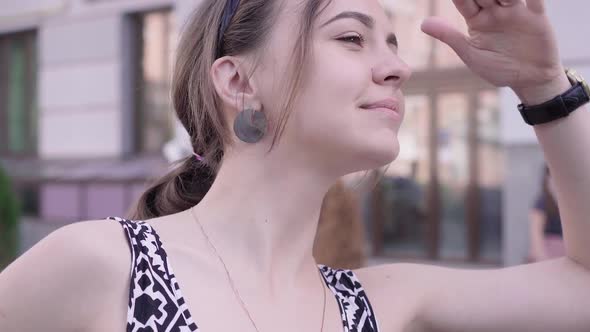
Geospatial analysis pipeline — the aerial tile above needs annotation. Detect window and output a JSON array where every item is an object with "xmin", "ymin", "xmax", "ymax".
[
  {"xmin": 385, "ymin": 0, "xmax": 433, "ymax": 71},
  {"xmin": 129, "ymin": 9, "xmax": 176, "ymax": 155},
  {"xmin": 384, "ymin": 0, "xmax": 469, "ymax": 71},
  {"xmin": 0, "ymin": 31, "xmax": 37, "ymax": 157},
  {"xmin": 374, "ymin": 1, "xmax": 503, "ymax": 264}
]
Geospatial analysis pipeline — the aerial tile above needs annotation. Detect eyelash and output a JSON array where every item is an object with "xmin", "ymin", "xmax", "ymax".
[{"xmin": 337, "ymin": 34, "xmax": 364, "ymax": 46}]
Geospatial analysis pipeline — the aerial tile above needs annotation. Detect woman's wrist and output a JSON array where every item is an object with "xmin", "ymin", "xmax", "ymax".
[{"xmin": 513, "ymin": 71, "xmax": 572, "ymax": 106}]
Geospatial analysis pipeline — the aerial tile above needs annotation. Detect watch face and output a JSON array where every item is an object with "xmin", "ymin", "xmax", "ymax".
[
  {"xmin": 566, "ymin": 69, "xmax": 580, "ymax": 82},
  {"xmin": 566, "ymin": 69, "xmax": 590, "ymax": 96}
]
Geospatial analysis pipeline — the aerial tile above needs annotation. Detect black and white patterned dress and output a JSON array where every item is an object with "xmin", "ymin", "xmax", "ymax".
[{"xmin": 110, "ymin": 217, "xmax": 380, "ymax": 332}]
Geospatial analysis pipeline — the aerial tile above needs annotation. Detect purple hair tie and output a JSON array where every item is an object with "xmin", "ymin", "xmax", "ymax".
[
  {"xmin": 216, "ymin": 0, "xmax": 241, "ymax": 58},
  {"xmin": 193, "ymin": 152, "xmax": 204, "ymax": 162}
]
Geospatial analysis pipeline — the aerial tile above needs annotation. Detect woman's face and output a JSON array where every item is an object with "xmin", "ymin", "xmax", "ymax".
[{"xmin": 253, "ymin": 0, "xmax": 411, "ymax": 174}]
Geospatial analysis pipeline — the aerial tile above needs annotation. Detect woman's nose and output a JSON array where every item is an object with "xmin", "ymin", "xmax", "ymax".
[{"xmin": 372, "ymin": 55, "xmax": 412, "ymax": 88}]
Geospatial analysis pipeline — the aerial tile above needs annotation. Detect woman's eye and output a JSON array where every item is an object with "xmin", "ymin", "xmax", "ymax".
[{"xmin": 337, "ymin": 34, "xmax": 364, "ymax": 46}]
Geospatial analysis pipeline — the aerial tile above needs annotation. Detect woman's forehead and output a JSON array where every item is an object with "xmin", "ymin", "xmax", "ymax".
[
  {"xmin": 319, "ymin": 0, "xmax": 389, "ymax": 21},
  {"xmin": 279, "ymin": 0, "xmax": 389, "ymax": 25}
]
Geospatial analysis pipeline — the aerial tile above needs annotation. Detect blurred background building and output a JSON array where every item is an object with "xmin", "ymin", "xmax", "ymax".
[{"xmin": 1, "ymin": 0, "xmax": 589, "ymax": 269}]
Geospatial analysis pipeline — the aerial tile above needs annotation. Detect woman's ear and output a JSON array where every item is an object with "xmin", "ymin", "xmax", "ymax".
[{"xmin": 210, "ymin": 56, "xmax": 261, "ymax": 114}]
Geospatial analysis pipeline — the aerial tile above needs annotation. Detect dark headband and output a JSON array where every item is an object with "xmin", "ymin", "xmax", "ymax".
[{"xmin": 216, "ymin": 0, "xmax": 241, "ymax": 58}]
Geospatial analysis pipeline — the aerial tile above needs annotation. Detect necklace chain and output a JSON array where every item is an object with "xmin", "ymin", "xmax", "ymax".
[{"xmin": 190, "ymin": 208, "xmax": 326, "ymax": 332}]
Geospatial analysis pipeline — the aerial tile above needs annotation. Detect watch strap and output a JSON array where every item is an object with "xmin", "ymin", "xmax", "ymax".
[{"xmin": 518, "ymin": 82, "xmax": 590, "ymax": 126}]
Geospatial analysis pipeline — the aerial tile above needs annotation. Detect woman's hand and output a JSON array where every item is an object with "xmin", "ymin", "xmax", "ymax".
[{"xmin": 421, "ymin": 0, "xmax": 570, "ymax": 104}]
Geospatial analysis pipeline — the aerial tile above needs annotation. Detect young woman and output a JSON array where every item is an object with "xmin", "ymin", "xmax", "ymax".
[{"xmin": 2, "ymin": 0, "xmax": 590, "ymax": 331}]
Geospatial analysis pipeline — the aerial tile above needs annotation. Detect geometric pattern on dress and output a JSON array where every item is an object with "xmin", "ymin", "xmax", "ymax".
[
  {"xmin": 109, "ymin": 217, "xmax": 380, "ymax": 332},
  {"xmin": 319, "ymin": 265, "xmax": 380, "ymax": 332},
  {"xmin": 109, "ymin": 217, "xmax": 199, "ymax": 332}
]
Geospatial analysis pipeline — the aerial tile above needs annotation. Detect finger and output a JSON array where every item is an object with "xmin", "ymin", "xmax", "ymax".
[
  {"xmin": 421, "ymin": 17, "xmax": 470, "ymax": 61},
  {"xmin": 526, "ymin": 0, "xmax": 545, "ymax": 13},
  {"xmin": 496, "ymin": 0, "xmax": 522, "ymax": 7},
  {"xmin": 475, "ymin": 0, "xmax": 497, "ymax": 8},
  {"xmin": 452, "ymin": 0, "xmax": 481, "ymax": 19},
  {"xmin": 478, "ymin": 0, "xmax": 522, "ymax": 8}
]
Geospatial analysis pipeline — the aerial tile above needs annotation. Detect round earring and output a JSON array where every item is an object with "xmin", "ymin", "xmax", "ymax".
[{"xmin": 233, "ymin": 108, "xmax": 268, "ymax": 143}]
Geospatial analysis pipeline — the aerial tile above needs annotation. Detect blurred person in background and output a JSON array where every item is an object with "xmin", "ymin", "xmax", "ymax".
[
  {"xmin": 3, "ymin": 1, "xmax": 590, "ymax": 332},
  {"xmin": 528, "ymin": 165, "xmax": 565, "ymax": 262},
  {"xmin": 382, "ymin": 160, "xmax": 426, "ymax": 243}
]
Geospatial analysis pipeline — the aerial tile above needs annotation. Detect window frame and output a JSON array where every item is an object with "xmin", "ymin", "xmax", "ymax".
[
  {"xmin": 0, "ymin": 30, "xmax": 38, "ymax": 159},
  {"xmin": 124, "ymin": 7, "xmax": 175, "ymax": 157}
]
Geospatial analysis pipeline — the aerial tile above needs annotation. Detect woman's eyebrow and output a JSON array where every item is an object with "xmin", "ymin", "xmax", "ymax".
[
  {"xmin": 320, "ymin": 11, "xmax": 374, "ymax": 29},
  {"xmin": 320, "ymin": 11, "xmax": 398, "ymax": 47}
]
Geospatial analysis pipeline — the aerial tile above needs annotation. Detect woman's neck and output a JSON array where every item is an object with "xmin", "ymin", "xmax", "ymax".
[{"xmin": 191, "ymin": 150, "xmax": 339, "ymax": 289}]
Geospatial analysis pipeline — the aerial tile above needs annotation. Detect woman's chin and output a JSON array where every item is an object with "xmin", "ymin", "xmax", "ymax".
[
  {"xmin": 354, "ymin": 143, "xmax": 400, "ymax": 171},
  {"xmin": 374, "ymin": 149, "xmax": 400, "ymax": 167}
]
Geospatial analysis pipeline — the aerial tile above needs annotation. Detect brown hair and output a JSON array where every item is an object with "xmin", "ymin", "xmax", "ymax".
[{"xmin": 130, "ymin": 0, "xmax": 332, "ymax": 219}]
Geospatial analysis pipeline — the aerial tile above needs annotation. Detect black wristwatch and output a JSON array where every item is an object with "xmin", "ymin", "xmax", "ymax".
[{"xmin": 518, "ymin": 68, "xmax": 590, "ymax": 126}]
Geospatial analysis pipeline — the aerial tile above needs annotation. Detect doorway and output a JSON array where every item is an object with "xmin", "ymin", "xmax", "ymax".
[{"xmin": 370, "ymin": 70, "xmax": 504, "ymax": 264}]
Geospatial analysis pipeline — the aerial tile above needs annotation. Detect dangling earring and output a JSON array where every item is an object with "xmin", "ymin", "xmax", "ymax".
[{"xmin": 233, "ymin": 108, "xmax": 267, "ymax": 143}]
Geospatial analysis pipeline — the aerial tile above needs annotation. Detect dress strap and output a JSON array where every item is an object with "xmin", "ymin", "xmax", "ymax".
[
  {"xmin": 319, "ymin": 264, "xmax": 380, "ymax": 332},
  {"xmin": 108, "ymin": 216, "xmax": 199, "ymax": 332}
]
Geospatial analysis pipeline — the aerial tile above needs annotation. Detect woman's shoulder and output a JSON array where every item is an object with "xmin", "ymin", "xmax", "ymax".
[
  {"xmin": 30, "ymin": 218, "xmax": 132, "ymax": 293},
  {"xmin": 54, "ymin": 219, "xmax": 132, "ymax": 265},
  {"xmin": 16, "ymin": 218, "xmax": 130, "ymax": 277},
  {"xmin": 0, "ymin": 219, "xmax": 131, "ymax": 331}
]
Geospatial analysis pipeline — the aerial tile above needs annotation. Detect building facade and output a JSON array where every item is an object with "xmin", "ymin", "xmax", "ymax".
[{"xmin": 1, "ymin": 0, "xmax": 589, "ymax": 266}]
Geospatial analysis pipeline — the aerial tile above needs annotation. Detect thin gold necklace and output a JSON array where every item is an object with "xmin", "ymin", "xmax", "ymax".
[{"xmin": 190, "ymin": 208, "xmax": 326, "ymax": 331}]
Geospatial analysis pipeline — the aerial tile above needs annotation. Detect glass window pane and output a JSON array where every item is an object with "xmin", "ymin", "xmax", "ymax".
[
  {"xmin": 385, "ymin": 0, "xmax": 433, "ymax": 71},
  {"xmin": 8, "ymin": 38, "xmax": 26, "ymax": 153},
  {"xmin": 478, "ymin": 90, "xmax": 503, "ymax": 261},
  {"xmin": 384, "ymin": 0, "xmax": 468, "ymax": 70},
  {"xmin": 380, "ymin": 95, "xmax": 431, "ymax": 257},
  {"xmin": 1, "ymin": 31, "xmax": 36, "ymax": 156},
  {"xmin": 438, "ymin": 93, "xmax": 469, "ymax": 260},
  {"xmin": 136, "ymin": 10, "xmax": 175, "ymax": 154}
]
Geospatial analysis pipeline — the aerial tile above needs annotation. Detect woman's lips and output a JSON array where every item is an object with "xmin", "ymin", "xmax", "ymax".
[{"xmin": 360, "ymin": 99, "xmax": 401, "ymax": 118}]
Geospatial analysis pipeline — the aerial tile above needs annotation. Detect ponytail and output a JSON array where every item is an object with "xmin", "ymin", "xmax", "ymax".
[{"xmin": 128, "ymin": 157, "xmax": 216, "ymax": 220}]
